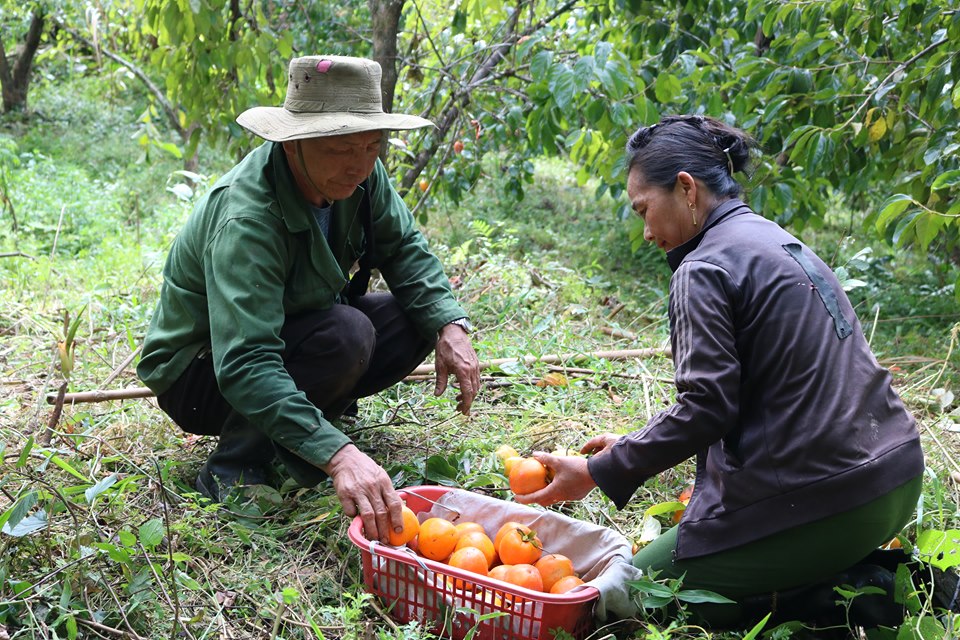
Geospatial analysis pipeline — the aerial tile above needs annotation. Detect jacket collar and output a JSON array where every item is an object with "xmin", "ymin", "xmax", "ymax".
[{"xmin": 666, "ymin": 198, "xmax": 752, "ymax": 272}]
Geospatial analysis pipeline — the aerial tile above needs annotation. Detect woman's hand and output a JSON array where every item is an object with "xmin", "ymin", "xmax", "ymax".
[
  {"xmin": 433, "ymin": 322, "xmax": 481, "ymax": 415},
  {"xmin": 512, "ymin": 451, "xmax": 596, "ymax": 507},
  {"xmin": 580, "ymin": 432, "xmax": 621, "ymax": 456}
]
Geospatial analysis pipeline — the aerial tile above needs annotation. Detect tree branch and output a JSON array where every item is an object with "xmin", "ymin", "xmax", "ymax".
[
  {"xmin": 57, "ymin": 21, "xmax": 186, "ymax": 140},
  {"xmin": 398, "ymin": 0, "xmax": 580, "ymax": 193},
  {"xmin": 838, "ymin": 36, "xmax": 951, "ymax": 131}
]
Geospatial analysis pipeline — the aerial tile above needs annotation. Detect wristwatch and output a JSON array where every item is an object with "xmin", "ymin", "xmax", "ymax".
[{"xmin": 448, "ymin": 318, "xmax": 474, "ymax": 334}]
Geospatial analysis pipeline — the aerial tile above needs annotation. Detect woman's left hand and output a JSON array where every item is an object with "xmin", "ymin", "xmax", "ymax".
[{"xmin": 512, "ymin": 451, "xmax": 597, "ymax": 507}]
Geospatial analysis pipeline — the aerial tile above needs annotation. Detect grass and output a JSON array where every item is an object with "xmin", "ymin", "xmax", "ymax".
[{"xmin": 2, "ymin": 71, "xmax": 960, "ymax": 640}]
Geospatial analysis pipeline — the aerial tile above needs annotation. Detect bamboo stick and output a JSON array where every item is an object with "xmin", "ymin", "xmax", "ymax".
[{"xmin": 46, "ymin": 346, "xmax": 671, "ymax": 405}]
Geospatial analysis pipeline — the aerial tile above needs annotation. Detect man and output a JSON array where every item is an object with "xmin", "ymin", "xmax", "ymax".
[{"xmin": 137, "ymin": 55, "xmax": 481, "ymax": 543}]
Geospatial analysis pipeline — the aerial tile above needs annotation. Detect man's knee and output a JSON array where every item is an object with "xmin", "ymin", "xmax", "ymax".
[{"xmin": 283, "ymin": 305, "xmax": 376, "ymax": 381}]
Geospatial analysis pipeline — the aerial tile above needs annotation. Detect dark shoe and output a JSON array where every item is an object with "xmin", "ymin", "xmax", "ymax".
[
  {"xmin": 195, "ymin": 413, "xmax": 274, "ymax": 502},
  {"xmin": 195, "ymin": 461, "xmax": 270, "ymax": 502},
  {"xmin": 738, "ymin": 565, "xmax": 902, "ymax": 630},
  {"xmin": 838, "ymin": 564, "xmax": 902, "ymax": 628}
]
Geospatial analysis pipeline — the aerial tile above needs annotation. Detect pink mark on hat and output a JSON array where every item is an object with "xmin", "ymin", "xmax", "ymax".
[{"xmin": 316, "ymin": 60, "xmax": 333, "ymax": 73}]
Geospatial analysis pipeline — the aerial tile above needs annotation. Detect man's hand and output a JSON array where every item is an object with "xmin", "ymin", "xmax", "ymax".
[
  {"xmin": 434, "ymin": 322, "xmax": 480, "ymax": 415},
  {"xmin": 322, "ymin": 444, "xmax": 401, "ymax": 544},
  {"xmin": 512, "ymin": 451, "xmax": 596, "ymax": 507}
]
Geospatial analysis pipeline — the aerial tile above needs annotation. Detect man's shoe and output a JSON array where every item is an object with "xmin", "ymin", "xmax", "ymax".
[{"xmin": 195, "ymin": 462, "xmax": 269, "ymax": 502}]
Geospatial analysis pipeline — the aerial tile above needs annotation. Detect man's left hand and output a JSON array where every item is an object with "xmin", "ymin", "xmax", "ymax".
[{"xmin": 434, "ymin": 322, "xmax": 480, "ymax": 415}]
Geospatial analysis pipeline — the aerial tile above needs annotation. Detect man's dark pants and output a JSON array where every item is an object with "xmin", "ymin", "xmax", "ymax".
[{"xmin": 156, "ymin": 293, "xmax": 434, "ymax": 495}]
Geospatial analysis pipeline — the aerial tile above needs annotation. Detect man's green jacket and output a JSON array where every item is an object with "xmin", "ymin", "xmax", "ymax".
[{"xmin": 138, "ymin": 141, "xmax": 466, "ymax": 468}]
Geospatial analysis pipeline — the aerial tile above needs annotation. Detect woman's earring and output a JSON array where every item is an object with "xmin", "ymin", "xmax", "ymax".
[{"xmin": 689, "ymin": 202, "xmax": 698, "ymax": 226}]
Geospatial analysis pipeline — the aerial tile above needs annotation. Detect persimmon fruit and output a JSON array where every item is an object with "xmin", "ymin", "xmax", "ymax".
[
  {"xmin": 503, "ymin": 456, "xmax": 524, "ymax": 475},
  {"xmin": 488, "ymin": 564, "xmax": 512, "ymax": 582},
  {"xmin": 509, "ymin": 457, "xmax": 549, "ymax": 495},
  {"xmin": 550, "ymin": 575, "xmax": 585, "ymax": 594},
  {"xmin": 495, "ymin": 444, "xmax": 520, "ymax": 462},
  {"xmin": 498, "ymin": 526, "xmax": 543, "ymax": 565},
  {"xmin": 454, "ymin": 521, "xmax": 486, "ymax": 537},
  {"xmin": 534, "ymin": 553, "xmax": 575, "ymax": 592},
  {"xmin": 494, "ymin": 521, "xmax": 529, "ymax": 551},
  {"xmin": 673, "ymin": 483, "xmax": 695, "ymax": 524},
  {"xmin": 448, "ymin": 546, "xmax": 489, "ymax": 588},
  {"xmin": 455, "ymin": 530, "xmax": 497, "ymax": 568},
  {"xmin": 387, "ymin": 504, "xmax": 421, "ymax": 546},
  {"xmin": 418, "ymin": 517, "xmax": 459, "ymax": 561},
  {"xmin": 503, "ymin": 564, "xmax": 544, "ymax": 591}
]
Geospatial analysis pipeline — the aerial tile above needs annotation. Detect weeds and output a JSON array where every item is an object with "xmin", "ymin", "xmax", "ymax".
[{"xmin": 2, "ymin": 72, "xmax": 960, "ymax": 640}]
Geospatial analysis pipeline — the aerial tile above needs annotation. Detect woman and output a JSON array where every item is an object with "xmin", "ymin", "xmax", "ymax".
[{"xmin": 516, "ymin": 115, "xmax": 924, "ymax": 628}]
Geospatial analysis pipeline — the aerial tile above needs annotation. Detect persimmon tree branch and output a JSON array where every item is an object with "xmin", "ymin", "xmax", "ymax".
[
  {"xmin": 837, "ymin": 35, "xmax": 951, "ymax": 132},
  {"xmin": 398, "ymin": 0, "xmax": 580, "ymax": 194},
  {"xmin": 57, "ymin": 21, "xmax": 186, "ymax": 141}
]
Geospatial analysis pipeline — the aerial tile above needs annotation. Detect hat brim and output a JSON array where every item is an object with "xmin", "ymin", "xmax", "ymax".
[{"xmin": 237, "ymin": 106, "xmax": 434, "ymax": 142}]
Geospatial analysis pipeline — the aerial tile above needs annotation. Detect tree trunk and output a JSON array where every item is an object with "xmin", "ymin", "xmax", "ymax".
[
  {"xmin": 0, "ymin": 10, "xmax": 45, "ymax": 113},
  {"xmin": 368, "ymin": 0, "xmax": 405, "ymax": 164}
]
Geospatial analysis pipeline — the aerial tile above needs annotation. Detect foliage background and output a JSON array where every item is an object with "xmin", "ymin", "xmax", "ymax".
[{"xmin": 2, "ymin": 0, "xmax": 960, "ymax": 639}]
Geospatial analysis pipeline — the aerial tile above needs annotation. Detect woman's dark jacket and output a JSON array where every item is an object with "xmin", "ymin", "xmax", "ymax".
[{"xmin": 588, "ymin": 199, "xmax": 924, "ymax": 560}]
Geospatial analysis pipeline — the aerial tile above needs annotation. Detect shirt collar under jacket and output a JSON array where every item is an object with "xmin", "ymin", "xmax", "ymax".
[{"xmin": 666, "ymin": 198, "xmax": 753, "ymax": 272}]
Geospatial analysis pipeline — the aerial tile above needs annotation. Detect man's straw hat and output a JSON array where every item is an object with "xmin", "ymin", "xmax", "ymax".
[{"xmin": 237, "ymin": 55, "xmax": 433, "ymax": 142}]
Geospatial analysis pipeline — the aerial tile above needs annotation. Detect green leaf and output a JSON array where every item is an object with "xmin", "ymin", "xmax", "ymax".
[
  {"xmin": 626, "ymin": 579, "xmax": 674, "ymax": 598},
  {"xmin": 896, "ymin": 614, "xmax": 945, "ymax": 639},
  {"xmin": 2, "ymin": 509, "xmax": 48, "ymax": 537},
  {"xmin": 85, "ymin": 474, "xmax": 118, "ymax": 505},
  {"xmin": 175, "ymin": 569, "xmax": 201, "ymax": 590},
  {"xmin": 741, "ymin": 613, "xmax": 772, "ymax": 640},
  {"xmin": 139, "ymin": 517, "xmax": 165, "ymax": 549},
  {"xmin": 49, "ymin": 455, "xmax": 88, "ymax": 482},
  {"xmin": 594, "ymin": 41, "xmax": 613, "ymax": 66},
  {"xmin": 530, "ymin": 51, "xmax": 553, "ymax": 83},
  {"xmin": 16, "ymin": 436, "xmax": 34, "ymax": 468},
  {"xmin": 874, "ymin": 194, "xmax": 915, "ymax": 234},
  {"xmin": 805, "ymin": 132, "xmax": 829, "ymax": 173},
  {"xmin": 281, "ymin": 586, "xmax": 300, "ymax": 604},
  {"xmin": 0, "ymin": 491, "xmax": 38, "ymax": 533},
  {"xmin": 917, "ymin": 529, "xmax": 960, "ymax": 570},
  {"xmin": 932, "ymin": 170, "xmax": 960, "ymax": 190},
  {"xmin": 654, "ymin": 73, "xmax": 681, "ymax": 103},
  {"xmin": 548, "ymin": 64, "xmax": 576, "ymax": 111},
  {"xmin": 451, "ymin": 10, "xmax": 466, "ymax": 33},
  {"xmin": 643, "ymin": 501, "xmax": 685, "ymax": 519},
  {"xmin": 915, "ymin": 212, "xmax": 944, "ymax": 251},
  {"xmin": 118, "ymin": 529, "xmax": 137, "ymax": 547},
  {"xmin": 424, "ymin": 455, "xmax": 460, "ymax": 486},
  {"xmin": 676, "ymin": 588, "xmax": 736, "ymax": 604}
]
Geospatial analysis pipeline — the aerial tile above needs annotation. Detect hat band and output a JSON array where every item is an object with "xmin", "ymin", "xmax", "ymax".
[{"xmin": 284, "ymin": 98, "xmax": 384, "ymax": 115}]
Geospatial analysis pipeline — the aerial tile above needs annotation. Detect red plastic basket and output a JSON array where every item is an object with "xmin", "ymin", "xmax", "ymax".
[{"xmin": 348, "ymin": 486, "xmax": 599, "ymax": 640}]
